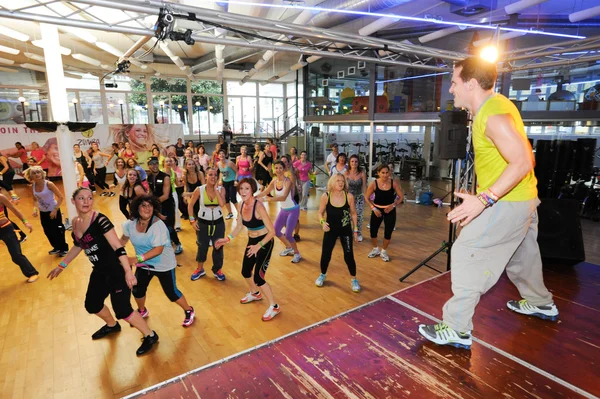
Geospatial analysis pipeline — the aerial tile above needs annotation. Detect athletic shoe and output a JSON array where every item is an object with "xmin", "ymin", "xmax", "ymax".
[
  {"xmin": 393, "ymin": 226, "xmax": 396, "ymax": 231},
  {"xmin": 91, "ymin": 322, "xmax": 122, "ymax": 340},
  {"xmin": 18, "ymin": 236, "xmax": 27, "ymax": 244},
  {"xmin": 191, "ymin": 268, "xmax": 206, "ymax": 281},
  {"xmin": 100, "ymin": 192, "xmax": 109, "ymax": 197},
  {"xmin": 357, "ymin": 233, "xmax": 363, "ymax": 242},
  {"xmin": 418, "ymin": 322, "xmax": 472, "ymax": 350},
  {"xmin": 351, "ymin": 278, "xmax": 361, "ymax": 293},
  {"xmin": 380, "ymin": 250, "xmax": 390, "ymax": 262},
  {"xmin": 10, "ymin": 195, "xmax": 20, "ymax": 204},
  {"xmin": 48, "ymin": 249, "xmax": 60, "ymax": 255},
  {"xmin": 182, "ymin": 307, "xmax": 195, "ymax": 327},
  {"xmin": 279, "ymin": 247, "xmax": 294, "ymax": 256},
  {"xmin": 225, "ymin": 213, "xmax": 234, "ymax": 220},
  {"xmin": 213, "ymin": 270, "xmax": 226, "ymax": 281},
  {"xmin": 137, "ymin": 308, "xmax": 149, "ymax": 318},
  {"xmin": 108, "ymin": 192, "xmax": 116, "ymax": 197},
  {"xmin": 315, "ymin": 273, "xmax": 326, "ymax": 287},
  {"xmin": 293, "ymin": 233, "xmax": 301, "ymax": 242},
  {"xmin": 506, "ymin": 299, "xmax": 559, "ymax": 321},
  {"xmin": 367, "ymin": 223, "xmax": 370, "ymax": 229},
  {"xmin": 291, "ymin": 253, "xmax": 302, "ymax": 263},
  {"xmin": 262, "ymin": 304, "xmax": 281, "ymax": 321},
  {"xmin": 240, "ymin": 291, "xmax": 262, "ymax": 304},
  {"xmin": 136, "ymin": 331, "xmax": 159, "ymax": 356},
  {"xmin": 174, "ymin": 243, "xmax": 183, "ymax": 255},
  {"xmin": 367, "ymin": 247, "xmax": 380, "ymax": 258},
  {"xmin": 175, "ymin": 227, "xmax": 181, "ymax": 232},
  {"xmin": 27, "ymin": 274, "xmax": 39, "ymax": 283},
  {"xmin": 58, "ymin": 250, "xmax": 68, "ymax": 257}
]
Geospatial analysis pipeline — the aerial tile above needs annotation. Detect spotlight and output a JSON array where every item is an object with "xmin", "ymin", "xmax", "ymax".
[{"xmin": 480, "ymin": 45, "xmax": 498, "ymax": 63}]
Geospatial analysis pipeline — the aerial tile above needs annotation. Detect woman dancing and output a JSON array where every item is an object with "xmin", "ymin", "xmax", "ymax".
[
  {"xmin": 256, "ymin": 143, "xmax": 273, "ymax": 187},
  {"xmin": 122, "ymin": 168, "xmax": 146, "ymax": 217},
  {"xmin": 0, "ymin": 151, "xmax": 20, "ymax": 202},
  {"xmin": 0, "ymin": 193, "xmax": 37, "ymax": 282},
  {"xmin": 90, "ymin": 142, "xmax": 113, "ymax": 196},
  {"xmin": 345, "ymin": 154, "xmax": 367, "ymax": 242},
  {"xmin": 74, "ymin": 144, "xmax": 95, "ymax": 193},
  {"xmin": 235, "ymin": 145, "xmax": 253, "ymax": 181},
  {"xmin": 215, "ymin": 178, "xmax": 280, "ymax": 321},
  {"xmin": 216, "ymin": 150, "xmax": 238, "ymax": 219},
  {"xmin": 197, "ymin": 145, "xmax": 210, "ymax": 171},
  {"xmin": 183, "ymin": 158, "xmax": 205, "ymax": 219},
  {"xmin": 126, "ymin": 158, "xmax": 149, "ymax": 191},
  {"xmin": 47, "ymin": 187, "xmax": 158, "ymax": 356},
  {"xmin": 110, "ymin": 158, "xmax": 128, "ymax": 218},
  {"xmin": 120, "ymin": 194, "xmax": 195, "ymax": 326},
  {"xmin": 293, "ymin": 151, "xmax": 312, "ymax": 211},
  {"xmin": 316, "ymin": 174, "xmax": 361, "ymax": 292},
  {"xmin": 163, "ymin": 157, "xmax": 182, "ymax": 231},
  {"xmin": 330, "ymin": 153, "xmax": 348, "ymax": 176}
]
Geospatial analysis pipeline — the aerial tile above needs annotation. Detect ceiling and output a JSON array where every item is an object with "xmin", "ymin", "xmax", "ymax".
[{"xmin": 0, "ymin": 0, "xmax": 597, "ymax": 83}]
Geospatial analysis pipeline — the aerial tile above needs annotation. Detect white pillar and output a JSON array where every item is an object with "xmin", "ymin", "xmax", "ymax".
[
  {"xmin": 368, "ymin": 122, "xmax": 374, "ymax": 180},
  {"xmin": 40, "ymin": 23, "xmax": 77, "ymax": 221}
]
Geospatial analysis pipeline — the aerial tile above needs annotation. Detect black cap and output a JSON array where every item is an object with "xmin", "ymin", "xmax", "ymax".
[{"xmin": 148, "ymin": 156, "xmax": 159, "ymax": 164}]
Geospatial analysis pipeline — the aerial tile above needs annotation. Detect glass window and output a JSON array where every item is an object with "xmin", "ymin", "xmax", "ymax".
[
  {"xmin": 243, "ymin": 97, "xmax": 257, "ymax": 134},
  {"xmin": 169, "ymin": 94, "xmax": 189, "ymax": 135},
  {"xmin": 328, "ymin": 125, "xmax": 339, "ymax": 133},
  {"xmin": 259, "ymin": 83, "xmax": 283, "ymax": 97},
  {"xmin": 65, "ymin": 75, "xmax": 100, "ymax": 90},
  {"xmin": 78, "ymin": 91, "xmax": 103, "ymax": 123},
  {"xmin": 228, "ymin": 97, "xmax": 242, "ymax": 133},
  {"xmin": 273, "ymin": 98, "xmax": 284, "ymax": 135},
  {"xmin": 386, "ymin": 126, "xmax": 396, "ymax": 132},
  {"xmin": 21, "ymin": 89, "xmax": 48, "ymax": 122},
  {"xmin": 260, "ymin": 97, "xmax": 273, "ymax": 135},
  {"xmin": 106, "ymin": 93, "xmax": 127, "ymax": 124},
  {"xmin": 152, "ymin": 94, "xmax": 170, "ymax": 124},
  {"xmin": 286, "ymin": 82, "xmax": 296, "ymax": 97},
  {"xmin": 398, "ymin": 126, "xmax": 409, "ymax": 133},
  {"xmin": 128, "ymin": 93, "xmax": 148, "ymax": 124},
  {"xmin": 352, "ymin": 125, "xmax": 362, "ymax": 133},
  {"xmin": 340, "ymin": 125, "xmax": 350, "ymax": 133},
  {"xmin": 192, "ymin": 80, "xmax": 222, "ymax": 94},
  {"xmin": 128, "ymin": 78, "xmax": 147, "ymax": 92},
  {"xmin": 150, "ymin": 77, "xmax": 187, "ymax": 93},
  {"xmin": 0, "ymin": 88, "xmax": 24, "ymax": 124},
  {"xmin": 227, "ymin": 81, "xmax": 256, "ymax": 96},
  {"xmin": 67, "ymin": 91, "xmax": 77, "ymax": 121},
  {"xmin": 191, "ymin": 98, "xmax": 209, "ymax": 136},
  {"xmin": 209, "ymin": 97, "xmax": 224, "ymax": 135}
]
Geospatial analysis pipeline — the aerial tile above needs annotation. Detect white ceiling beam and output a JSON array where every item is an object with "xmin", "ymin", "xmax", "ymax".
[
  {"xmin": 570, "ymin": 6, "xmax": 600, "ymax": 23},
  {"xmin": 505, "ymin": 0, "xmax": 549, "ymax": 15}
]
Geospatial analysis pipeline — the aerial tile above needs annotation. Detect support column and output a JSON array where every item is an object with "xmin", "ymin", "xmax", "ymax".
[
  {"xmin": 423, "ymin": 125, "xmax": 432, "ymax": 178},
  {"xmin": 40, "ymin": 23, "xmax": 77, "ymax": 222},
  {"xmin": 368, "ymin": 122, "xmax": 374, "ymax": 180}
]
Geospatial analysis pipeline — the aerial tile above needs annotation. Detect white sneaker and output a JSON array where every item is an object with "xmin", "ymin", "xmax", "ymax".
[
  {"xmin": 240, "ymin": 291, "xmax": 263, "ymax": 304},
  {"xmin": 262, "ymin": 304, "xmax": 281, "ymax": 321},
  {"xmin": 291, "ymin": 253, "xmax": 302, "ymax": 263},
  {"xmin": 380, "ymin": 250, "xmax": 390, "ymax": 262},
  {"xmin": 357, "ymin": 233, "xmax": 363, "ymax": 242},
  {"xmin": 351, "ymin": 278, "xmax": 361, "ymax": 293},
  {"xmin": 279, "ymin": 247, "xmax": 294, "ymax": 256},
  {"xmin": 507, "ymin": 299, "xmax": 559, "ymax": 321},
  {"xmin": 368, "ymin": 247, "xmax": 380, "ymax": 258},
  {"xmin": 315, "ymin": 273, "xmax": 326, "ymax": 287},
  {"xmin": 225, "ymin": 213, "xmax": 234, "ymax": 220},
  {"xmin": 418, "ymin": 322, "xmax": 472, "ymax": 349}
]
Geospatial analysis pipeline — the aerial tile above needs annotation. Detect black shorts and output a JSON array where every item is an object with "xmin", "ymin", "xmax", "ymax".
[
  {"xmin": 84, "ymin": 269, "xmax": 133, "ymax": 319},
  {"xmin": 132, "ymin": 267, "xmax": 183, "ymax": 302}
]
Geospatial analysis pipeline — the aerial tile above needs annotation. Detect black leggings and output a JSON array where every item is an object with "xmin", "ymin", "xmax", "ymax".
[
  {"xmin": 0, "ymin": 168, "xmax": 15, "ymax": 191},
  {"xmin": 85, "ymin": 168, "xmax": 96, "ymax": 192},
  {"xmin": 4, "ymin": 208, "xmax": 25, "ymax": 239},
  {"xmin": 119, "ymin": 195, "xmax": 130, "ymax": 219},
  {"xmin": 320, "ymin": 230, "xmax": 356, "ymax": 276},
  {"xmin": 40, "ymin": 208, "xmax": 68, "ymax": 251},
  {"xmin": 132, "ymin": 267, "xmax": 183, "ymax": 302},
  {"xmin": 94, "ymin": 167, "xmax": 110, "ymax": 190},
  {"xmin": 370, "ymin": 208, "xmax": 396, "ymax": 240},
  {"xmin": 0, "ymin": 221, "xmax": 38, "ymax": 277},
  {"xmin": 161, "ymin": 200, "xmax": 180, "ymax": 245},
  {"xmin": 241, "ymin": 235, "xmax": 273, "ymax": 287},
  {"xmin": 223, "ymin": 181, "xmax": 238, "ymax": 204},
  {"xmin": 196, "ymin": 219, "xmax": 225, "ymax": 272},
  {"xmin": 176, "ymin": 186, "xmax": 188, "ymax": 219},
  {"xmin": 85, "ymin": 269, "xmax": 133, "ymax": 319}
]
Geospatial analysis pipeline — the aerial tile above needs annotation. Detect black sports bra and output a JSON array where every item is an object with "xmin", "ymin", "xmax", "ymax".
[{"xmin": 241, "ymin": 200, "xmax": 265, "ymax": 230}]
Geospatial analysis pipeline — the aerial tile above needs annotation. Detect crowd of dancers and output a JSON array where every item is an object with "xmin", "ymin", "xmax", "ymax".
[{"xmin": 0, "ymin": 136, "xmax": 405, "ymax": 356}]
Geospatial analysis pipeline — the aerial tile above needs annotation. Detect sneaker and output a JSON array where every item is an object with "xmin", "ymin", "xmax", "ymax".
[
  {"xmin": 175, "ymin": 227, "xmax": 181, "ymax": 232},
  {"xmin": 351, "ymin": 278, "xmax": 361, "ymax": 293},
  {"xmin": 100, "ymin": 192, "xmax": 109, "ymax": 197},
  {"xmin": 380, "ymin": 250, "xmax": 390, "ymax": 262},
  {"xmin": 225, "ymin": 213, "xmax": 234, "ymax": 220},
  {"xmin": 367, "ymin": 223, "xmax": 370, "ymax": 229},
  {"xmin": 418, "ymin": 322, "xmax": 472, "ymax": 349},
  {"xmin": 279, "ymin": 247, "xmax": 294, "ymax": 256},
  {"xmin": 108, "ymin": 192, "xmax": 116, "ymax": 197},
  {"xmin": 213, "ymin": 269, "xmax": 226, "ymax": 281},
  {"xmin": 91, "ymin": 322, "xmax": 121, "ymax": 340},
  {"xmin": 240, "ymin": 291, "xmax": 262, "ymax": 304},
  {"xmin": 59, "ymin": 250, "xmax": 68, "ymax": 257},
  {"xmin": 182, "ymin": 307, "xmax": 195, "ymax": 327},
  {"xmin": 18, "ymin": 236, "xmax": 27, "ymax": 244},
  {"xmin": 10, "ymin": 195, "xmax": 20, "ymax": 204},
  {"xmin": 291, "ymin": 253, "xmax": 302, "ymax": 263},
  {"xmin": 136, "ymin": 331, "xmax": 159, "ymax": 356},
  {"xmin": 48, "ymin": 249, "xmax": 60, "ymax": 255},
  {"xmin": 357, "ymin": 233, "xmax": 363, "ymax": 242},
  {"xmin": 367, "ymin": 247, "xmax": 380, "ymax": 258},
  {"xmin": 191, "ymin": 268, "xmax": 206, "ymax": 281},
  {"xmin": 27, "ymin": 274, "xmax": 39, "ymax": 283},
  {"xmin": 506, "ymin": 299, "xmax": 559, "ymax": 321},
  {"xmin": 315, "ymin": 273, "xmax": 326, "ymax": 287},
  {"xmin": 174, "ymin": 243, "xmax": 183, "ymax": 255},
  {"xmin": 293, "ymin": 233, "xmax": 301, "ymax": 242},
  {"xmin": 393, "ymin": 226, "xmax": 396, "ymax": 231},
  {"xmin": 262, "ymin": 304, "xmax": 281, "ymax": 321},
  {"xmin": 137, "ymin": 308, "xmax": 149, "ymax": 318}
]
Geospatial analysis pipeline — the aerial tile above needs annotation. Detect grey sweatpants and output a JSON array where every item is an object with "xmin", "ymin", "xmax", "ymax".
[{"xmin": 443, "ymin": 198, "xmax": 553, "ymax": 332}]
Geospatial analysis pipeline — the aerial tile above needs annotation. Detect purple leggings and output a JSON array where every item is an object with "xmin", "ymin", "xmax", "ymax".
[{"xmin": 274, "ymin": 205, "xmax": 300, "ymax": 243}]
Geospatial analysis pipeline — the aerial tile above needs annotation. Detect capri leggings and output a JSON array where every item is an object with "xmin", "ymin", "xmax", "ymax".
[
  {"xmin": 196, "ymin": 219, "xmax": 225, "ymax": 273},
  {"xmin": 370, "ymin": 208, "xmax": 396, "ymax": 240},
  {"xmin": 273, "ymin": 205, "xmax": 300, "ymax": 243},
  {"xmin": 223, "ymin": 180, "xmax": 238, "ymax": 204},
  {"xmin": 84, "ymin": 269, "xmax": 134, "ymax": 320},
  {"xmin": 132, "ymin": 267, "xmax": 183, "ymax": 302},
  {"xmin": 241, "ymin": 234, "xmax": 274, "ymax": 287}
]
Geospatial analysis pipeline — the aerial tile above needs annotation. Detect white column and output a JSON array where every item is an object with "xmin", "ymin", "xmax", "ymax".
[
  {"xmin": 369, "ymin": 122, "xmax": 374, "ymax": 181},
  {"xmin": 40, "ymin": 23, "xmax": 77, "ymax": 221}
]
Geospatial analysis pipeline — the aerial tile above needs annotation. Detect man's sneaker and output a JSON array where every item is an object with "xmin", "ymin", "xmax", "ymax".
[
  {"xmin": 225, "ymin": 213, "xmax": 234, "ymax": 220},
  {"xmin": 27, "ymin": 274, "xmax": 39, "ymax": 283},
  {"xmin": 279, "ymin": 247, "xmax": 294, "ymax": 256},
  {"xmin": 191, "ymin": 268, "xmax": 206, "ymax": 281},
  {"xmin": 18, "ymin": 235, "xmax": 27, "ymax": 244},
  {"xmin": 262, "ymin": 304, "xmax": 281, "ymax": 321},
  {"xmin": 357, "ymin": 233, "xmax": 363, "ymax": 242},
  {"xmin": 182, "ymin": 307, "xmax": 195, "ymax": 327},
  {"xmin": 240, "ymin": 291, "xmax": 262, "ymax": 304},
  {"xmin": 507, "ymin": 299, "xmax": 559, "ymax": 321},
  {"xmin": 380, "ymin": 250, "xmax": 390, "ymax": 262},
  {"xmin": 418, "ymin": 322, "xmax": 472, "ymax": 350},
  {"xmin": 174, "ymin": 243, "xmax": 183, "ymax": 255},
  {"xmin": 213, "ymin": 270, "xmax": 226, "ymax": 281},
  {"xmin": 367, "ymin": 247, "xmax": 380, "ymax": 258},
  {"xmin": 59, "ymin": 250, "xmax": 68, "ymax": 257},
  {"xmin": 315, "ymin": 273, "xmax": 327, "ymax": 287},
  {"xmin": 136, "ymin": 331, "xmax": 159, "ymax": 356},
  {"xmin": 293, "ymin": 233, "xmax": 301, "ymax": 242},
  {"xmin": 100, "ymin": 192, "xmax": 109, "ymax": 197},
  {"xmin": 175, "ymin": 227, "xmax": 181, "ymax": 232},
  {"xmin": 291, "ymin": 253, "xmax": 302, "ymax": 263},
  {"xmin": 351, "ymin": 278, "xmax": 361, "ymax": 293},
  {"xmin": 48, "ymin": 249, "xmax": 60, "ymax": 255},
  {"xmin": 91, "ymin": 322, "xmax": 122, "ymax": 340}
]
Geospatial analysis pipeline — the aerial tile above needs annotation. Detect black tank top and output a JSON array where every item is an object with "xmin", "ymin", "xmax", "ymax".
[
  {"xmin": 326, "ymin": 192, "xmax": 352, "ymax": 234},
  {"xmin": 148, "ymin": 171, "xmax": 173, "ymax": 205},
  {"xmin": 262, "ymin": 152, "xmax": 273, "ymax": 166},
  {"xmin": 186, "ymin": 174, "xmax": 202, "ymax": 193},
  {"xmin": 374, "ymin": 180, "xmax": 395, "ymax": 206},
  {"xmin": 241, "ymin": 200, "xmax": 265, "ymax": 230},
  {"xmin": 72, "ymin": 213, "xmax": 122, "ymax": 275}
]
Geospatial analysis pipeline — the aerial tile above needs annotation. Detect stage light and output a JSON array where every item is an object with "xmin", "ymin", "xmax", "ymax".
[{"xmin": 480, "ymin": 45, "xmax": 498, "ymax": 63}]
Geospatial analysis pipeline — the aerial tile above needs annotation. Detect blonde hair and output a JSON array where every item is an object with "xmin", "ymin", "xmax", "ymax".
[
  {"xmin": 327, "ymin": 174, "xmax": 347, "ymax": 193},
  {"xmin": 23, "ymin": 165, "xmax": 46, "ymax": 182}
]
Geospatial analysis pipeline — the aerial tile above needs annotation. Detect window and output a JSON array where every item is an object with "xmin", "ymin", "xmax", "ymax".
[
  {"xmin": 106, "ymin": 93, "xmax": 127, "ymax": 124},
  {"xmin": 259, "ymin": 83, "xmax": 283, "ymax": 97},
  {"xmin": 151, "ymin": 77, "xmax": 187, "ymax": 93},
  {"xmin": 243, "ymin": 97, "xmax": 257, "ymax": 134},
  {"xmin": 286, "ymin": 82, "xmax": 296, "ymax": 97},
  {"xmin": 0, "ymin": 88, "xmax": 24, "ymax": 124},
  {"xmin": 192, "ymin": 80, "xmax": 222, "ymax": 94},
  {"xmin": 227, "ymin": 81, "xmax": 256, "ymax": 96},
  {"xmin": 227, "ymin": 97, "xmax": 242, "ymax": 133}
]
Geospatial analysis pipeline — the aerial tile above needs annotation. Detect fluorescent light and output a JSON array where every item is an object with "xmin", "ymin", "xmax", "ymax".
[
  {"xmin": 59, "ymin": 26, "xmax": 97, "ymax": 44},
  {"xmin": 31, "ymin": 40, "xmax": 71, "ymax": 56},
  {"xmin": 21, "ymin": 63, "xmax": 46, "ymax": 72},
  {"xmin": 0, "ymin": 45, "xmax": 19, "ymax": 55},
  {"xmin": 72, "ymin": 53, "xmax": 102, "ymax": 67},
  {"xmin": 376, "ymin": 71, "xmax": 449, "ymax": 84},
  {"xmin": 0, "ymin": 26, "xmax": 29, "ymax": 42},
  {"xmin": 0, "ymin": 57, "xmax": 14, "ymax": 65},
  {"xmin": 96, "ymin": 42, "xmax": 123, "ymax": 57},
  {"xmin": 207, "ymin": 0, "xmax": 586, "ymax": 40},
  {"xmin": 24, "ymin": 52, "xmax": 45, "ymax": 62}
]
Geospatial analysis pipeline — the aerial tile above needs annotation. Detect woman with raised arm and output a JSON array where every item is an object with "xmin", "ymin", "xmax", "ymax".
[
  {"xmin": 47, "ymin": 187, "xmax": 158, "ymax": 356},
  {"xmin": 215, "ymin": 178, "xmax": 281, "ymax": 321},
  {"xmin": 120, "ymin": 194, "xmax": 195, "ymax": 326},
  {"xmin": 0, "ymin": 193, "xmax": 37, "ymax": 282},
  {"xmin": 316, "ymin": 174, "xmax": 361, "ymax": 293},
  {"xmin": 187, "ymin": 167, "xmax": 227, "ymax": 281},
  {"xmin": 183, "ymin": 158, "xmax": 205, "ymax": 219},
  {"xmin": 216, "ymin": 149, "xmax": 238, "ymax": 219},
  {"xmin": 345, "ymin": 154, "xmax": 367, "ymax": 242}
]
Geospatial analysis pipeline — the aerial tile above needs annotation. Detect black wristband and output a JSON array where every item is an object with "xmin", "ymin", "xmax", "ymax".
[{"xmin": 115, "ymin": 247, "xmax": 127, "ymax": 257}]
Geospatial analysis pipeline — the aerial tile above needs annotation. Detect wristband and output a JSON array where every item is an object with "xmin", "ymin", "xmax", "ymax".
[
  {"xmin": 22, "ymin": 219, "xmax": 28, "ymax": 223},
  {"xmin": 353, "ymin": 229, "xmax": 359, "ymax": 233},
  {"xmin": 227, "ymin": 234, "xmax": 234, "ymax": 241},
  {"xmin": 136, "ymin": 254, "xmax": 145, "ymax": 263},
  {"xmin": 320, "ymin": 218, "xmax": 326, "ymax": 225},
  {"xmin": 487, "ymin": 189, "xmax": 499, "ymax": 201},
  {"xmin": 189, "ymin": 216, "xmax": 196, "ymax": 222},
  {"xmin": 58, "ymin": 261, "xmax": 68, "ymax": 269},
  {"xmin": 258, "ymin": 241, "xmax": 264, "ymax": 249},
  {"xmin": 371, "ymin": 206, "xmax": 376, "ymax": 211},
  {"xmin": 477, "ymin": 192, "xmax": 495, "ymax": 208}
]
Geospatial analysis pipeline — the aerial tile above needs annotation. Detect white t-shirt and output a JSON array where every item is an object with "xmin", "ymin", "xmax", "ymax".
[
  {"xmin": 122, "ymin": 217, "xmax": 177, "ymax": 272},
  {"xmin": 326, "ymin": 152, "xmax": 338, "ymax": 168}
]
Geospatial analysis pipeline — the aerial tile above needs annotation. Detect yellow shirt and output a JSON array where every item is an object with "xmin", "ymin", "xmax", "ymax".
[{"xmin": 473, "ymin": 94, "xmax": 537, "ymax": 201}]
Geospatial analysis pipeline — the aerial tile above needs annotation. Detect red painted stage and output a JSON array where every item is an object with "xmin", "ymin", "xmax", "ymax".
[{"xmin": 127, "ymin": 263, "xmax": 599, "ymax": 399}]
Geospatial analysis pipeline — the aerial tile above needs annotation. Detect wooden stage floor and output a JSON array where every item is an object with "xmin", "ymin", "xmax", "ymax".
[{"xmin": 131, "ymin": 262, "xmax": 599, "ymax": 399}]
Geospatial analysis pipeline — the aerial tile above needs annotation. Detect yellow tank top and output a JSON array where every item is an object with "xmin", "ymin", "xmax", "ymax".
[{"xmin": 473, "ymin": 94, "xmax": 537, "ymax": 202}]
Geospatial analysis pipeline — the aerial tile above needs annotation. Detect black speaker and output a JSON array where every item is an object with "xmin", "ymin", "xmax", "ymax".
[
  {"xmin": 310, "ymin": 126, "xmax": 320, "ymax": 137},
  {"xmin": 537, "ymin": 199, "xmax": 585, "ymax": 266},
  {"xmin": 573, "ymin": 138, "xmax": 596, "ymax": 181},
  {"xmin": 438, "ymin": 111, "xmax": 468, "ymax": 160}
]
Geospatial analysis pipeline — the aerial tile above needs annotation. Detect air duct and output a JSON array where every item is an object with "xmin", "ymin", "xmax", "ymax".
[
  {"xmin": 419, "ymin": 26, "xmax": 466, "ymax": 43},
  {"xmin": 505, "ymin": 0, "xmax": 549, "ymax": 15},
  {"xmin": 310, "ymin": 0, "xmax": 411, "ymax": 28},
  {"xmin": 570, "ymin": 6, "xmax": 600, "ymax": 23}
]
